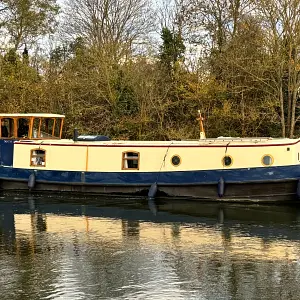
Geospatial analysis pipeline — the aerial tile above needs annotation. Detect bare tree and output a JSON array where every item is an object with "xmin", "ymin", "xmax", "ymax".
[
  {"xmin": 62, "ymin": 0, "xmax": 156, "ymax": 62},
  {"xmin": 255, "ymin": 0, "xmax": 300, "ymax": 137}
]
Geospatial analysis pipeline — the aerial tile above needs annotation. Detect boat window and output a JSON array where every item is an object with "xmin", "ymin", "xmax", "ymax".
[
  {"xmin": 32, "ymin": 118, "xmax": 41, "ymax": 138},
  {"xmin": 0, "ymin": 118, "xmax": 13, "ymax": 138},
  {"xmin": 262, "ymin": 155, "xmax": 273, "ymax": 166},
  {"xmin": 30, "ymin": 149, "xmax": 46, "ymax": 167},
  {"xmin": 171, "ymin": 155, "xmax": 181, "ymax": 166},
  {"xmin": 40, "ymin": 118, "xmax": 55, "ymax": 138},
  {"xmin": 54, "ymin": 118, "xmax": 62, "ymax": 137},
  {"xmin": 222, "ymin": 155, "xmax": 233, "ymax": 167},
  {"xmin": 17, "ymin": 118, "xmax": 30, "ymax": 138},
  {"xmin": 31, "ymin": 117, "xmax": 62, "ymax": 139},
  {"xmin": 122, "ymin": 152, "xmax": 139, "ymax": 170}
]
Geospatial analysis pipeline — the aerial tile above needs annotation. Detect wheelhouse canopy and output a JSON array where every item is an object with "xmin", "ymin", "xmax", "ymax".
[
  {"xmin": 0, "ymin": 113, "xmax": 65, "ymax": 118},
  {"xmin": 0, "ymin": 113, "xmax": 65, "ymax": 139}
]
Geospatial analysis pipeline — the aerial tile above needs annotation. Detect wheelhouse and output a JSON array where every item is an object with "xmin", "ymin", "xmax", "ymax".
[{"xmin": 0, "ymin": 113, "xmax": 65, "ymax": 139}]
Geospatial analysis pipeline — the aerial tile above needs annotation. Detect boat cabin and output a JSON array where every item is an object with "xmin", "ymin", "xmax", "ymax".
[{"xmin": 0, "ymin": 113, "xmax": 65, "ymax": 139}]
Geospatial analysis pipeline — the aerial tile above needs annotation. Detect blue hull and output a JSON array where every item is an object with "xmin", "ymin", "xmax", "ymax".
[
  {"xmin": 0, "ymin": 165, "xmax": 299, "ymax": 202},
  {"xmin": 0, "ymin": 164, "xmax": 298, "ymax": 185}
]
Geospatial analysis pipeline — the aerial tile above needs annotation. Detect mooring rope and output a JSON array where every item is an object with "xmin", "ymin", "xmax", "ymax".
[{"xmin": 156, "ymin": 141, "xmax": 173, "ymax": 183}]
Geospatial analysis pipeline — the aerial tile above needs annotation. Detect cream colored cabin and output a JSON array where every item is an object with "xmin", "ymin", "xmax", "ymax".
[
  {"xmin": 3, "ymin": 112, "xmax": 300, "ymax": 172},
  {"xmin": 12, "ymin": 136, "xmax": 300, "ymax": 172},
  {"xmin": 0, "ymin": 113, "xmax": 64, "ymax": 139}
]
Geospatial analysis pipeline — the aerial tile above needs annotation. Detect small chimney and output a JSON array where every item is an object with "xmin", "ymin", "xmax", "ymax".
[{"xmin": 73, "ymin": 128, "xmax": 79, "ymax": 141}]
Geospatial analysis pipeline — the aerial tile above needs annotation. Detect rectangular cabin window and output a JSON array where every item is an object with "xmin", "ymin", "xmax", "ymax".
[
  {"xmin": 54, "ymin": 118, "xmax": 62, "ymax": 137},
  {"xmin": 31, "ymin": 117, "xmax": 61, "ymax": 139},
  {"xmin": 32, "ymin": 118, "xmax": 41, "ymax": 138},
  {"xmin": 122, "ymin": 152, "xmax": 139, "ymax": 170},
  {"xmin": 0, "ymin": 118, "xmax": 15, "ymax": 138},
  {"xmin": 30, "ymin": 149, "xmax": 46, "ymax": 167},
  {"xmin": 40, "ymin": 118, "xmax": 59, "ymax": 138},
  {"xmin": 17, "ymin": 118, "xmax": 30, "ymax": 138}
]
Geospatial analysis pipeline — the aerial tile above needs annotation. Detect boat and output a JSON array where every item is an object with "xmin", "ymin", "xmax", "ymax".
[{"xmin": 0, "ymin": 112, "xmax": 300, "ymax": 203}]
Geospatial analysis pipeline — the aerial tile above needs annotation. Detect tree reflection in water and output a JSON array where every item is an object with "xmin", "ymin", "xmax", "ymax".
[{"xmin": 0, "ymin": 195, "xmax": 300, "ymax": 300}]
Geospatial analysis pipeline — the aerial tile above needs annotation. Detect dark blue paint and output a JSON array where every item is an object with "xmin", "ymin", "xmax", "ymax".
[
  {"xmin": 0, "ymin": 140, "xmax": 15, "ymax": 166},
  {"xmin": 0, "ymin": 164, "xmax": 299, "ymax": 185}
]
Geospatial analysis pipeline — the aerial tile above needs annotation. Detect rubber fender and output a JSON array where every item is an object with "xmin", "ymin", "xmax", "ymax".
[
  {"xmin": 148, "ymin": 182, "xmax": 158, "ymax": 199},
  {"xmin": 28, "ymin": 173, "xmax": 36, "ymax": 190},
  {"xmin": 297, "ymin": 179, "xmax": 300, "ymax": 199},
  {"xmin": 218, "ymin": 177, "xmax": 225, "ymax": 197}
]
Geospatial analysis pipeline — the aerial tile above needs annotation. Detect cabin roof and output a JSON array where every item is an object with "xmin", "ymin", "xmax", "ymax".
[
  {"xmin": 15, "ymin": 137, "xmax": 299, "ymax": 147},
  {"xmin": 0, "ymin": 113, "xmax": 65, "ymax": 118}
]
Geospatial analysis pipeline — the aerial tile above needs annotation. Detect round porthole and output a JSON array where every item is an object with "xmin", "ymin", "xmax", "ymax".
[
  {"xmin": 222, "ymin": 155, "xmax": 233, "ymax": 167},
  {"xmin": 262, "ymin": 155, "xmax": 274, "ymax": 166},
  {"xmin": 171, "ymin": 155, "xmax": 181, "ymax": 166}
]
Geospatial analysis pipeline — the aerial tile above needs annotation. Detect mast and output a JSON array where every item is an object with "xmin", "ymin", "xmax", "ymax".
[{"xmin": 197, "ymin": 110, "xmax": 206, "ymax": 140}]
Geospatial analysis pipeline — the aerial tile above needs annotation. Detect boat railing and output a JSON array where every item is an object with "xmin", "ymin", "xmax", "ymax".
[{"xmin": 184, "ymin": 137, "xmax": 275, "ymax": 143}]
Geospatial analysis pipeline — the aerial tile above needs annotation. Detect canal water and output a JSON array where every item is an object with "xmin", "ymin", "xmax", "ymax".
[{"xmin": 1, "ymin": 194, "xmax": 300, "ymax": 300}]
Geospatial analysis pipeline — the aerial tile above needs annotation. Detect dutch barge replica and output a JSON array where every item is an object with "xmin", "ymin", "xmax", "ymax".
[{"xmin": 0, "ymin": 113, "xmax": 300, "ymax": 202}]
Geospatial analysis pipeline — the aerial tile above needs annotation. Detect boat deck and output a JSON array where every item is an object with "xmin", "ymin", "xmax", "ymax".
[{"xmin": 15, "ymin": 137, "xmax": 299, "ymax": 147}]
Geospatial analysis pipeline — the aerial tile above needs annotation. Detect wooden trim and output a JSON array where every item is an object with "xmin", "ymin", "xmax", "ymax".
[
  {"xmin": 13, "ymin": 118, "xmax": 17, "ymax": 138},
  {"xmin": 0, "ymin": 116, "xmax": 65, "ymax": 140},
  {"xmin": 59, "ymin": 118, "xmax": 64, "ymax": 138},
  {"xmin": 52, "ymin": 118, "xmax": 56, "ymax": 136},
  {"xmin": 28, "ymin": 117, "xmax": 33, "ymax": 139},
  {"xmin": 85, "ymin": 147, "xmax": 89, "ymax": 171},
  {"xmin": 122, "ymin": 151, "xmax": 140, "ymax": 170},
  {"xmin": 30, "ymin": 148, "xmax": 46, "ymax": 167}
]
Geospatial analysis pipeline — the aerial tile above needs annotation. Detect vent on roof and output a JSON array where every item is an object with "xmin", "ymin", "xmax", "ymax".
[{"xmin": 77, "ymin": 135, "xmax": 110, "ymax": 141}]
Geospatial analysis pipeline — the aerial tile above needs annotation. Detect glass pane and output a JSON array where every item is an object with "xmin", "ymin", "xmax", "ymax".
[
  {"xmin": 171, "ymin": 155, "xmax": 181, "ymax": 166},
  {"xmin": 31, "ymin": 150, "xmax": 46, "ymax": 166},
  {"xmin": 123, "ymin": 152, "xmax": 139, "ymax": 169},
  {"xmin": 263, "ymin": 155, "xmax": 273, "ymax": 166},
  {"xmin": 126, "ymin": 152, "xmax": 138, "ymax": 158},
  {"xmin": 40, "ymin": 118, "xmax": 54, "ymax": 138},
  {"xmin": 32, "ymin": 118, "xmax": 41, "ymax": 138},
  {"xmin": 127, "ymin": 160, "xmax": 138, "ymax": 169},
  {"xmin": 54, "ymin": 119, "xmax": 62, "ymax": 137},
  {"xmin": 1, "ymin": 118, "xmax": 9, "ymax": 138},
  {"xmin": 1, "ymin": 118, "xmax": 15, "ymax": 138},
  {"xmin": 223, "ymin": 156, "xmax": 232, "ymax": 166},
  {"xmin": 17, "ymin": 118, "xmax": 30, "ymax": 138},
  {"xmin": 33, "ymin": 150, "xmax": 45, "ymax": 155}
]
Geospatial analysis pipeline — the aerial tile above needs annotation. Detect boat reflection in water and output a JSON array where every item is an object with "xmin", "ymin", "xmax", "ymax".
[{"xmin": 1, "ymin": 195, "xmax": 300, "ymax": 300}]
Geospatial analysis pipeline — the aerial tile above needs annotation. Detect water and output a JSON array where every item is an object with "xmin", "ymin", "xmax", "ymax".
[{"xmin": 1, "ymin": 194, "xmax": 300, "ymax": 300}]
